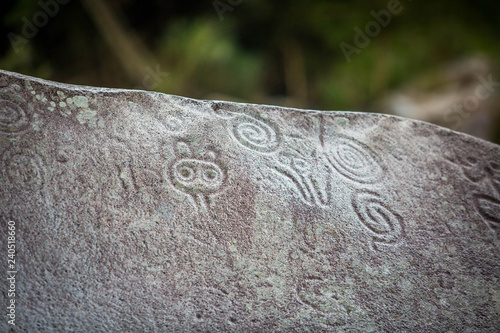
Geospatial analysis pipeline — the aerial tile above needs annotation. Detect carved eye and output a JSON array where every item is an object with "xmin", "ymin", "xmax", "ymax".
[
  {"xmin": 203, "ymin": 168, "xmax": 218, "ymax": 182},
  {"xmin": 177, "ymin": 166, "xmax": 195, "ymax": 181},
  {"xmin": 489, "ymin": 162, "xmax": 500, "ymax": 172}
]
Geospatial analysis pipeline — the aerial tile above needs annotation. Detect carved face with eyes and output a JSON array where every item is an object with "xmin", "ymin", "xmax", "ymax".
[{"xmin": 170, "ymin": 142, "xmax": 224, "ymax": 195}]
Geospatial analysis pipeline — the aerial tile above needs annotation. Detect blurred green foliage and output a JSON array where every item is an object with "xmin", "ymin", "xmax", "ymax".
[{"xmin": 1, "ymin": 0, "xmax": 499, "ymax": 140}]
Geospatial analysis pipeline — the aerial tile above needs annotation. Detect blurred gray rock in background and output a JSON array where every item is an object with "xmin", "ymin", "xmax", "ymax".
[{"xmin": 380, "ymin": 56, "xmax": 500, "ymax": 142}]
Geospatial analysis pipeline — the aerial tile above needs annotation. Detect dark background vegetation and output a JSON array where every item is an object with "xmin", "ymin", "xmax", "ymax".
[{"xmin": 2, "ymin": 0, "xmax": 500, "ymax": 142}]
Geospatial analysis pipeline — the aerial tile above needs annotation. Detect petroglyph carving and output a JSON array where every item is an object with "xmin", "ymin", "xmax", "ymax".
[
  {"xmin": 214, "ymin": 105, "xmax": 339, "ymax": 208},
  {"xmin": 275, "ymin": 149, "xmax": 330, "ymax": 206},
  {"xmin": 449, "ymin": 154, "xmax": 500, "ymax": 232},
  {"xmin": 325, "ymin": 137, "xmax": 383, "ymax": 184},
  {"xmin": 0, "ymin": 89, "xmax": 33, "ymax": 134},
  {"xmin": 169, "ymin": 141, "xmax": 225, "ymax": 212},
  {"xmin": 2, "ymin": 70, "xmax": 499, "ymax": 331},
  {"xmin": 212, "ymin": 104, "xmax": 280, "ymax": 152},
  {"xmin": 473, "ymin": 194, "xmax": 500, "ymax": 227},
  {"xmin": 352, "ymin": 190, "xmax": 404, "ymax": 248},
  {"xmin": 229, "ymin": 114, "xmax": 280, "ymax": 153},
  {"xmin": 454, "ymin": 156, "xmax": 500, "ymax": 184}
]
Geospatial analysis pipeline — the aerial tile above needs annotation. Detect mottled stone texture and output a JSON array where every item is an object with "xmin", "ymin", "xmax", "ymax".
[{"xmin": 0, "ymin": 70, "xmax": 499, "ymax": 332}]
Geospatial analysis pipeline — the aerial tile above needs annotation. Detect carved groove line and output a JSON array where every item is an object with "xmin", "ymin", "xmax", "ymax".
[
  {"xmin": 274, "ymin": 156, "xmax": 330, "ymax": 207},
  {"xmin": 274, "ymin": 164, "xmax": 313, "ymax": 204},
  {"xmin": 0, "ymin": 91, "xmax": 32, "ymax": 134},
  {"xmin": 304, "ymin": 176, "xmax": 330, "ymax": 207},
  {"xmin": 473, "ymin": 193, "xmax": 500, "ymax": 227},
  {"xmin": 451, "ymin": 154, "xmax": 500, "ymax": 232}
]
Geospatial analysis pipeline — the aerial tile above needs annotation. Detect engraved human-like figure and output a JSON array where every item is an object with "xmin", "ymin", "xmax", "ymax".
[
  {"xmin": 275, "ymin": 148, "xmax": 331, "ymax": 207},
  {"xmin": 169, "ymin": 141, "xmax": 225, "ymax": 212},
  {"xmin": 168, "ymin": 141, "xmax": 234, "ymax": 257},
  {"xmin": 452, "ymin": 155, "xmax": 499, "ymax": 185}
]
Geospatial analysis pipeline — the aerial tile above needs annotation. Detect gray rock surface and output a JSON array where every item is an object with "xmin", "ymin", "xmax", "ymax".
[{"xmin": 0, "ymin": 69, "xmax": 499, "ymax": 332}]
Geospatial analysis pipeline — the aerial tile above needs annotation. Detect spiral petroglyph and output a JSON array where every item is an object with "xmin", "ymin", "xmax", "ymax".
[
  {"xmin": 229, "ymin": 114, "xmax": 279, "ymax": 153},
  {"xmin": 0, "ymin": 90, "xmax": 33, "ymax": 134},
  {"xmin": 352, "ymin": 191, "xmax": 404, "ymax": 247},
  {"xmin": 325, "ymin": 137, "xmax": 382, "ymax": 184},
  {"xmin": 162, "ymin": 115, "xmax": 184, "ymax": 133}
]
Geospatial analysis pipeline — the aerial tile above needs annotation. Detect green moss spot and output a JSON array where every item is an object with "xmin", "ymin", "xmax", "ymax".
[
  {"xmin": 76, "ymin": 109, "xmax": 97, "ymax": 124},
  {"xmin": 73, "ymin": 96, "xmax": 89, "ymax": 108},
  {"xmin": 334, "ymin": 117, "xmax": 349, "ymax": 127}
]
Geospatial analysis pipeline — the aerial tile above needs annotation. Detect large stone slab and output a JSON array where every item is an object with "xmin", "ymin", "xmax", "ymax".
[{"xmin": 0, "ymin": 70, "xmax": 499, "ymax": 332}]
